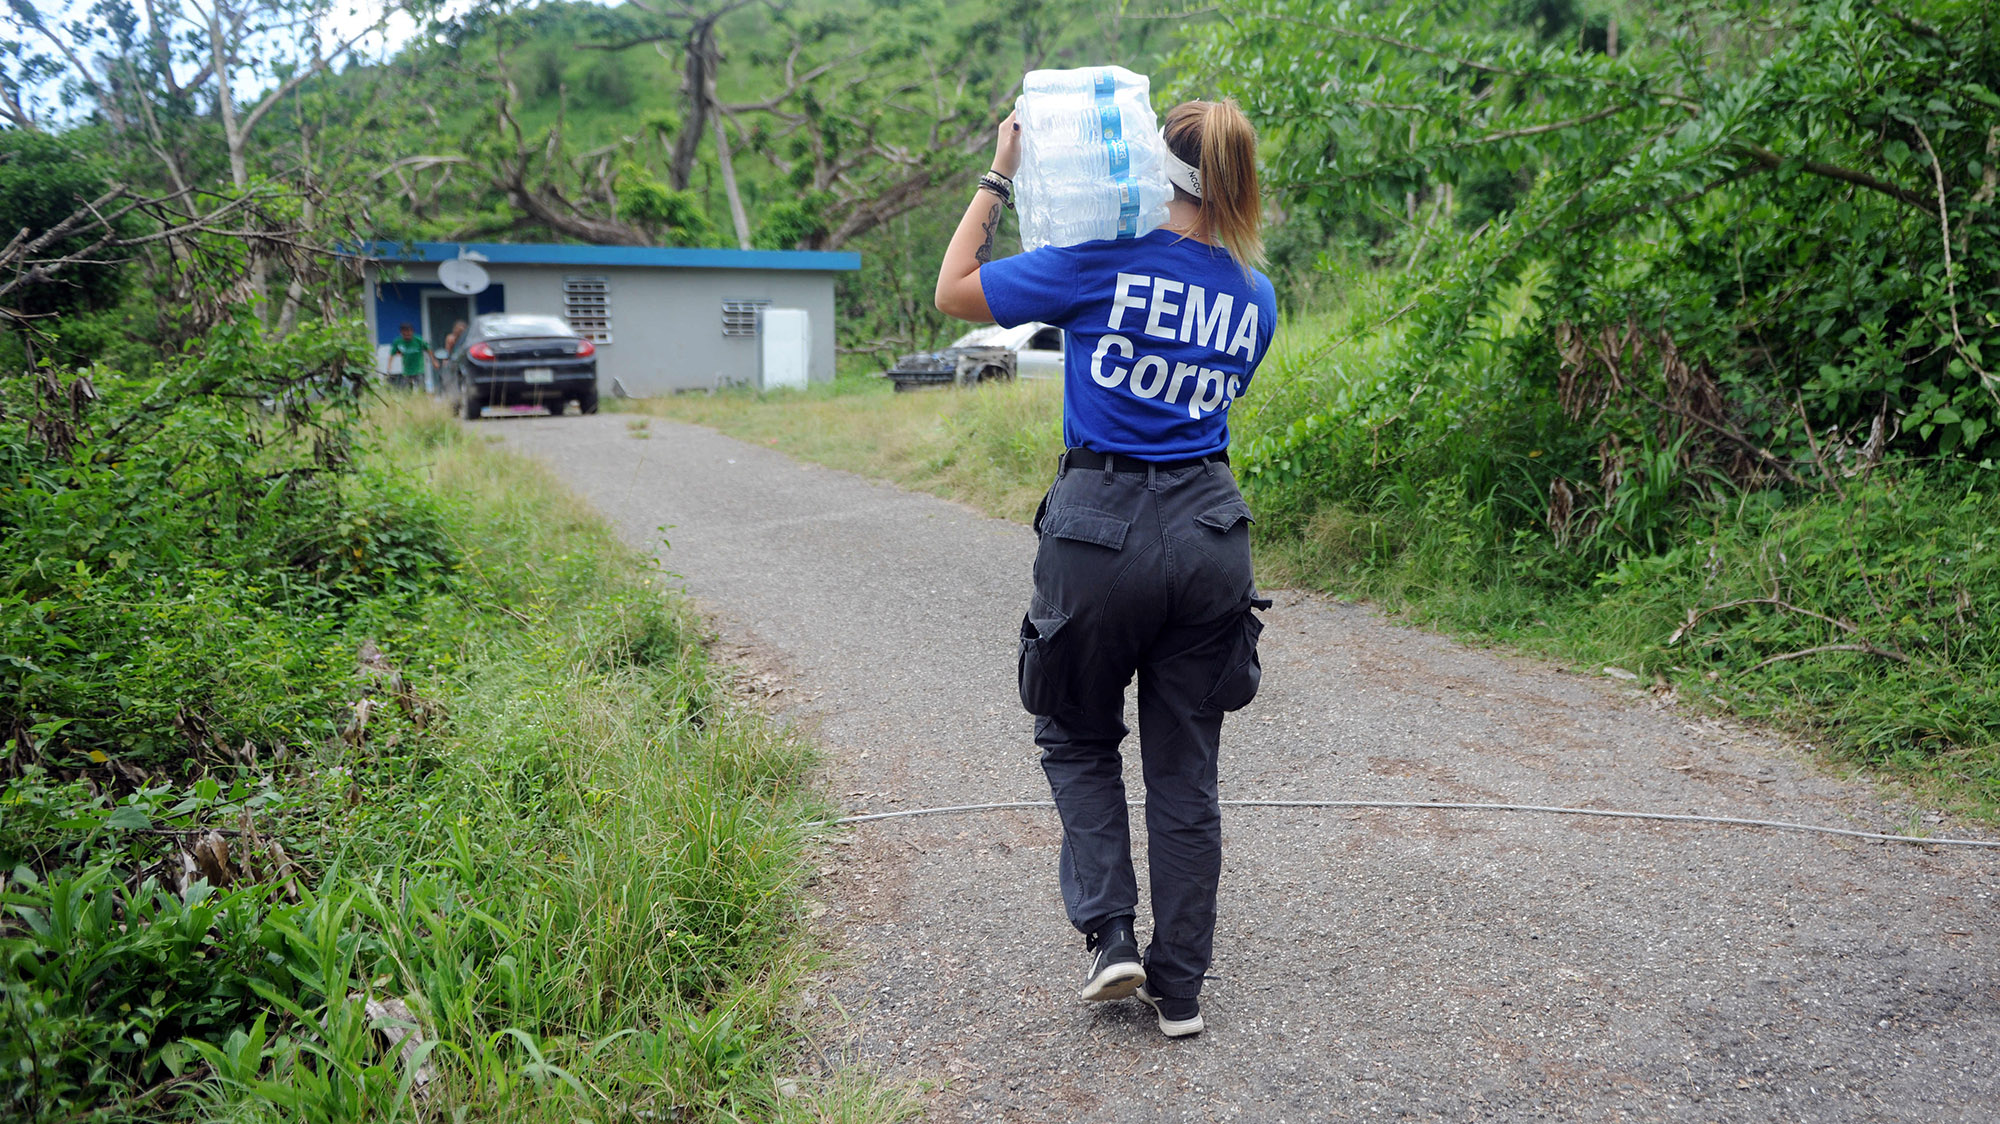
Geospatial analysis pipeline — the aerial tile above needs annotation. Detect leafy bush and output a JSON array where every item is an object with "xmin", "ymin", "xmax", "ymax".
[
  {"xmin": 521, "ymin": 45, "xmax": 569, "ymax": 100},
  {"xmin": 1232, "ymin": 267, "xmax": 2000, "ymax": 787},
  {"xmin": 1184, "ymin": 0, "xmax": 2000, "ymax": 561},
  {"xmin": 1599, "ymin": 472, "xmax": 2000, "ymax": 761},
  {"xmin": 0, "ymin": 319, "xmax": 452, "ymax": 775},
  {"xmin": 0, "ymin": 202, "xmax": 843, "ymax": 1109}
]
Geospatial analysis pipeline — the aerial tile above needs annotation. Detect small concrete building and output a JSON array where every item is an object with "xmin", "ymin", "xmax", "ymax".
[{"xmin": 357, "ymin": 241, "xmax": 861, "ymax": 394}]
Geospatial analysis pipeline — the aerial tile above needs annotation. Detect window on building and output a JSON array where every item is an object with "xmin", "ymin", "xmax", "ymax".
[
  {"xmin": 722, "ymin": 298, "xmax": 770, "ymax": 338},
  {"xmin": 563, "ymin": 276, "xmax": 612, "ymax": 343}
]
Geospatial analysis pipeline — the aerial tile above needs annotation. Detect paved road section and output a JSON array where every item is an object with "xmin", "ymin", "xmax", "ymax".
[{"xmin": 496, "ymin": 414, "xmax": 1998, "ymax": 1123}]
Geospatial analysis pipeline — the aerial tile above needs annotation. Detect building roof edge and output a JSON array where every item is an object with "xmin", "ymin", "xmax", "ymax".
[{"xmin": 350, "ymin": 240, "xmax": 860, "ymax": 272}]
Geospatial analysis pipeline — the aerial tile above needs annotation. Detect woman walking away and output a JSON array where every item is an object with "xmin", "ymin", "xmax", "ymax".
[{"xmin": 935, "ymin": 98, "xmax": 1277, "ymax": 1039}]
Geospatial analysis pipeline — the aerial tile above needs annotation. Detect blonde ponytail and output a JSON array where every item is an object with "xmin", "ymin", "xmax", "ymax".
[{"xmin": 1162, "ymin": 98, "xmax": 1264, "ymax": 272}]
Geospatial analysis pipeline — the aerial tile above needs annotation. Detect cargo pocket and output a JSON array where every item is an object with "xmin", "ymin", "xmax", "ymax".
[
  {"xmin": 1200, "ymin": 598, "xmax": 1272, "ymax": 713},
  {"xmin": 1040, "ymin": 506, "xmax": 1131, "ymax": 550},
  {"xmin": 1194, "ymin": 499, "xmax": 1255, "ymax": 535},
  {"xmin": 1018, "ymin": 596, "xmax": 1073, "ymax": 716}
]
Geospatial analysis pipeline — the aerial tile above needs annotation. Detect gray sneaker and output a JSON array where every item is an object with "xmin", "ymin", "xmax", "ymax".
[{"xmin": 1136, "ymin": 985, "xmax": 1204, "ymax": 1037}]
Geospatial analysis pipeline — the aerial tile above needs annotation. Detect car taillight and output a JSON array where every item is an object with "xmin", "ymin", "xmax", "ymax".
[
  {"xmin": 574, "ymin": 338, "xmax": 595, "ymax": 357},
  {"xmin": 468, "ymin": 342, "xmax": 495, "ymax": 360}
]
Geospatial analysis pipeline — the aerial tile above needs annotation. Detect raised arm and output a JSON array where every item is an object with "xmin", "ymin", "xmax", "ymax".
[{"xmin": 935, "ymin": 112, "xmax": 1022, "ymax": 322}]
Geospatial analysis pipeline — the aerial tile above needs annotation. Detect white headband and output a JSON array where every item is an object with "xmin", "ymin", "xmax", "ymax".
[{"xmin": 1164, "ymin": 147, "xmax": 1202, "ymax": 199}]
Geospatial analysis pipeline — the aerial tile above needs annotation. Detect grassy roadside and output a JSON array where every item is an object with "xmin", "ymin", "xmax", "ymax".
[
  {"xmin": 630, "ymin": 375, "xmax": 1063, "ymax": 524},
  {"xmin": 4, "ymin": 396, "xmax": 907, "ymax": 1122},
  {"xmin": 626, "ymin": 360, "xmax": 2000, "ymax": 825}
]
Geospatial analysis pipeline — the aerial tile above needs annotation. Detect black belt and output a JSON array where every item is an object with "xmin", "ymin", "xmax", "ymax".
[{"xmin": 1062, "ymin": 447, "xmax": 1228, "ymax": 474}]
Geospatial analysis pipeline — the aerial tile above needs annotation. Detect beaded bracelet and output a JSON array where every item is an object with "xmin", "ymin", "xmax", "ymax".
[{"xmin": 977, "ymin": 172, "xmax": 1015, "ymax": 209}]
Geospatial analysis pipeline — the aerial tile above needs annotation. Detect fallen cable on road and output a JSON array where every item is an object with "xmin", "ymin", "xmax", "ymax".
[{"xmin": 818, "ymin": 799, "xmax": 2000, "ymax": 850}]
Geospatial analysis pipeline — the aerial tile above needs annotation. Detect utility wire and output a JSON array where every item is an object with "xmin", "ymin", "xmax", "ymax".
[{"xmin": 821, "ymin": 798, "xmax": 2000, "ymax": 850}]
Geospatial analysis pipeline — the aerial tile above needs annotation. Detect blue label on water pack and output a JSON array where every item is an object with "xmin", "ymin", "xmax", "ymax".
[
  {"xmin": 1091, "ymin": 69, "xmax": 1141, "ymax": 239},
  {"xmin": 1114, "ymin": 181, "xmax": 1141, "ymax": 236}
]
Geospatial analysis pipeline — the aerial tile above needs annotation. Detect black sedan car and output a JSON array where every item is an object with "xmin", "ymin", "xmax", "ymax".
[{"xmin": 442, "ymin": 313, "xmax": 599, "ymax": 419}]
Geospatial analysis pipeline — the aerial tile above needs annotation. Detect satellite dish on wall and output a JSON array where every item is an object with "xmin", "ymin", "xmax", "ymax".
[{"xmin": 437, "ymin": 258, "xmax": 490, "ymax": 295}]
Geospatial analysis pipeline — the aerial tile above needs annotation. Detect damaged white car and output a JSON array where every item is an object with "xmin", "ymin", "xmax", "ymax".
[{"xmin": 884, "ymin": 322, "xmax": 1064, "ymax": 390}]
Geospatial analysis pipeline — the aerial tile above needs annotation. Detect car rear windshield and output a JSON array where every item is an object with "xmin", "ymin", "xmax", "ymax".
[{"xmin": 479, "ymin": 315, "xmax": 576, "ymax": 339}]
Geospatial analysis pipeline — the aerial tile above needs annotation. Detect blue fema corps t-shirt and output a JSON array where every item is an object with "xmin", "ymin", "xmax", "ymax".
[{"xmin": 979, "ymin": 228, "xmax": 1278, "ymax": 460}]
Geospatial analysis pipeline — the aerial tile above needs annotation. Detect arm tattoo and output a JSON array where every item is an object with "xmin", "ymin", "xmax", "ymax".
[{"xmin": 974, "ymin": 201, "xmax": 1001, "ymax": 264}]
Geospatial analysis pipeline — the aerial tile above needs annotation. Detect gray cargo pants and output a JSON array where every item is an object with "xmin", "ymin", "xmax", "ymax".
[{"xmin": 1018, "ymin": 452, "xmax": 1268, "ymax": 1001}]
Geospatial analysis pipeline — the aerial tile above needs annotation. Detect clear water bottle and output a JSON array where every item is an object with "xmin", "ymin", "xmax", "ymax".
[{"xmin": 1013, "ymin": 66, "xmax": 1173, "ymax": 251}]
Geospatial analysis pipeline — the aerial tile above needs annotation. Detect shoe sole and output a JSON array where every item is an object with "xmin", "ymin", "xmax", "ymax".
[
  {"xmin": 1136, "ymin": 988, "xmax": 1205, "ymax": 1037},
  {"xmin": 1079, "ymin": 961, "xmax": 1146, "ymax": 1002}
]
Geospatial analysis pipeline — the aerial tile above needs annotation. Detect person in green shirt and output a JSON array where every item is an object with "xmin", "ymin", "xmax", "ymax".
[{"xmin": 387, "ymin": 323, "xmax": 429, "ymax": 388}]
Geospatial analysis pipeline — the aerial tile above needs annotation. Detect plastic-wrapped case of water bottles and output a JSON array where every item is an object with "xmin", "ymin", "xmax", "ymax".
[{"xmin": 1013, "ymin": 66, "xmax": 1173, "ymax": 251}]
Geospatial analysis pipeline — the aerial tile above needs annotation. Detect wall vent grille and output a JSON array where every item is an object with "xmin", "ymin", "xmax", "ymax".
[
  {"xmin": 563, "ymin": 276, "xmax": 612, "ymax": 343},
  {"xmin": 722, "ymin": 298, "xmax": 770, "ymax": 338}
]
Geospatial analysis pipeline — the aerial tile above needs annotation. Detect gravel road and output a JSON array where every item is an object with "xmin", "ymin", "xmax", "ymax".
[{"xmin": 495, "ymin": 413, "xmax": 1998, "ymax": 1123}]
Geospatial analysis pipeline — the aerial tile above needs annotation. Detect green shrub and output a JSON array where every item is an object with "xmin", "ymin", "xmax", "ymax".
[
  {"xmin": 1598, "ymin": 471, "xmax": 2000, "ymax": 763},
  {"xmin": 1224, "ymin": 261, "xmax": 2000, "ymax": 793},
  {"xmin": 2, "ymin": 365, "xmax": 856, "ymax": 1119},
  {"xmin": 0, "ymin": 320, "xmax": 453, "ymax": 775},
  {"xmin": 1189, "ymin": 0, "xmax": 2000, "ymax": 555},
  {"xmin": 1161, "ymin": 0, "xmax": 2000, "ymax": 789}
]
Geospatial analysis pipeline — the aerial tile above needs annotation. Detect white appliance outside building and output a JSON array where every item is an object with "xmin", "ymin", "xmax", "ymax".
[{"xmin": 759, "ymin": 308, "xmax": 811, "ymax": 391}]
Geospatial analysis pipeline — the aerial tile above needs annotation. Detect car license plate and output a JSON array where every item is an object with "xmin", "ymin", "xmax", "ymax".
[{"xmin": 523, "ymin": 367, "xmax": 554, "ymax": 383}]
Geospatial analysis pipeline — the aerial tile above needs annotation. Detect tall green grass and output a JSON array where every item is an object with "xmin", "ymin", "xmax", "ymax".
[
  {"xmin": 635, "ymin": 374, "xmax": 1065, "ymax": 523},
  {"xmin": 3, "ymin": 398, "xmax": 912, "ymax": 1122}
]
